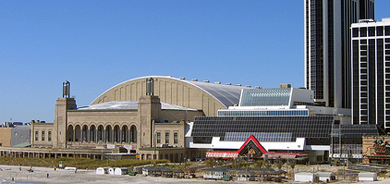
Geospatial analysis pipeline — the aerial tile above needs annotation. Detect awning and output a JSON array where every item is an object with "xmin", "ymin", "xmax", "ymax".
[
  {"xmin": 12, "ymin": 142, "xmax": 31, "ymax": 147},
  {"xmin": 261, "ymin": 154, "xmax": 297, "ymax": 159},
  {"xmin": 206, "ymin": 151, "xmax": 239, "ymax": 159}
]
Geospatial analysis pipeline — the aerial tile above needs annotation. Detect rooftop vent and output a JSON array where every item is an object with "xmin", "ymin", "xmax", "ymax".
[
  {"xmin": 359, "ymin": 19, "xmax": 375, "ymax": 23},
  {"xmin": 192, "ymin": 79, "xmax": 198, "ymax": 81},
  {"xmin": 280, "ymin": 84, "xmax": 291, "ymax": 88}
]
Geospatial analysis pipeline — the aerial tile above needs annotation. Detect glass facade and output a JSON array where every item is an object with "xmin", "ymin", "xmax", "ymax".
[
  {"xmin": 305, "ymin": 0, "xmax": 374, "ymax": 108},
  {"xmin": 191, "ymin": 116, "xmax": 335, "ymax": 145},
  {"xmin": 225, "ymin": 132, "xmax": 292, "ymax": 142},
  {"xmin": 240, "ymin": 88, "xmax": 291, "ymax": 106},
  {"xmin": 218, "ymin": 110, "xmax": 309, "ymax": 117},
  {"xmin": 332, "ymin": 124, "xmax": 378, "ymax": 143},
  {"xmin": 192, "ymin": 116, "xmax": 378, "ymax": 147}
]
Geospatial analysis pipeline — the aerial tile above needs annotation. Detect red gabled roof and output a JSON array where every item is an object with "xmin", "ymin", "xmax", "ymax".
[
  {"xmin": 237, "ymin": 135, "xmax": 267, "ymax": 154},
  {"xmin": 206, "ymin": 135, "xmax": 303, "ymax": 159}
]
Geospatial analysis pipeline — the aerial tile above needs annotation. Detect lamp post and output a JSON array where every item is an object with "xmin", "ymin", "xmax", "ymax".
[{"xmin": 154, "ymin": 130, "xmax": 157, "ymax": 160}]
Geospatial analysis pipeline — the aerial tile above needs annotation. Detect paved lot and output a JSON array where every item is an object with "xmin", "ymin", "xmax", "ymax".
[
  {"xmin": 0, "ymin": 165, "xmax": 246, "ymax": 184},
  {"xmin": 0, "ymin": 165, "xmax": 389, "ymax": 184}
]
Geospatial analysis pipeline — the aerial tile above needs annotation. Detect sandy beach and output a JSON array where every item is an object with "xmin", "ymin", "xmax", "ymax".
[{"xmin": 0, "ymin": 164, "xmax": 390, "ymax": 184}]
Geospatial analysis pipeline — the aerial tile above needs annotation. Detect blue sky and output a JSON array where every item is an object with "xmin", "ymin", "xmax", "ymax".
[{"xmin": 1, "ymin": 1, "xmax": 390, "ymax": 123}]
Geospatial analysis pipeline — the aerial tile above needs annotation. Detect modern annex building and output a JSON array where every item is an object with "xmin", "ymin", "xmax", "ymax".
[
  {"xmin": 351, "ymin": 18, "xmax": 390, "ymax": 131},
  {"xmin": 304, "ymin": 0, "xmax": 374, "ymax": 108},
  {"xmin": 188, "ymin": 87, "xmax": 379, "ymax": 164},
  {"xmin": 28, "ymin": 76, "xmax": 246, "ymax": 161}
]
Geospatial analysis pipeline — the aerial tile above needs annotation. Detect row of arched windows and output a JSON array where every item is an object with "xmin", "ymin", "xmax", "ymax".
[{"xmin": 67, "ymin": 124, "xmax": 137, "ymax": 143}]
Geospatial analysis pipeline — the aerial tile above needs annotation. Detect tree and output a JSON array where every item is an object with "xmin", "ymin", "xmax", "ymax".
[
  {"xmin": 289, "ymin": 162, "xmax": 296, "ymax": 175},
  {"xmin": 276, "ymin": 159, "xmax": 283, "ymax": 170},
  {"xmin": 255, "ymin": 160, "xmax": 264, "ymax": 168},
  {"xmin": 264, "ymin": 161, "xmax": 272, "ymax": 169},
  {"xmin": 205, "ymin": 158, "xmax": 216, "ymax": 167}
]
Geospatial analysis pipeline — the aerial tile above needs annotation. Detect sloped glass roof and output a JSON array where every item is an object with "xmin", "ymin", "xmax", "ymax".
[
  {"xmin": 78, "ymin": 100, "xmax": 196, "ymax": 111},
  {"xmin": 191, "ymin": 116, "xmax": 335, "ymax": 144},
  {"xmin": 240, "ymin": 88, "xmax": 291, "ymax": 106}
]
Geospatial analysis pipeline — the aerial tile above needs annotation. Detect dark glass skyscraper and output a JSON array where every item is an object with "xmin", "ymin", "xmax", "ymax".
[{"xmin": 304, "ymin": 0, "xmax": 374, "ymax": 108}]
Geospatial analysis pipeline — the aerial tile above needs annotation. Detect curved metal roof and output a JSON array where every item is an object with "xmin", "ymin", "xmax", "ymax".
[
  {"xmin": 183, "ymin": 79, "xmax": 246, "ymax": 108},
  {"xmin": 79, "ymin": 100, "xmax": 196, "ymax": 111},
  {"xmin": 92, "ymin": 76, "xmax": 246, "ymax": 108}
]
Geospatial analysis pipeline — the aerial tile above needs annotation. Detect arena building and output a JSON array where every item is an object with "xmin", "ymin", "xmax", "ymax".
[{"xmin": 28, "ymin": 76, "xmax": 246, "ymax": 161}]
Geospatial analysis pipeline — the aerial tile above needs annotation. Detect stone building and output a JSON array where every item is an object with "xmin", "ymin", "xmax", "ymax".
[
  {"xmin": 30, "ymin": 76, "xmax": 245, "ymax": 161},
  {"xmin": 0, "ymin": 127, "xmax": 12, "ymax": 147}
]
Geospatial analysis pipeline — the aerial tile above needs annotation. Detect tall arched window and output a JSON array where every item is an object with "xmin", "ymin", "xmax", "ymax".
[
  {"xmin": 122, "ymin": 125, "xmax": 128, "ymax": 143},
  {"xmin": 90, "ymin": 125, "xmax": 96, "ymax": 142},
  {"xmin": 114, "ymin": 125, "xmax": 120, "ymax": 143},
  {"xmin": 97, "ymin": 125, "xmax": 104, "ymax": 142},
  {"xmin": 75, "ymin": 125, "xmax": 81, "ymax": 142},
  {"xmin": 106, "ymin": 125, "xmax": 112, "ymax": 143},
  {"xmin": 82, "ymin": 125, "xmax": 88, "ymax": 142},
  {"xmin": 130, "ymin": 125, "xmax": 137, "ymax": 143},
  {"xmin": 67, "ymin": 125, "xmax": 74, "ymax": 142}
]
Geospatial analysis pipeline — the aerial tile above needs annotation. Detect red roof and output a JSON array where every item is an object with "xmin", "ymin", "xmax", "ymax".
[{"xmin": 206, "ymin": 135, "xmax": 303, "ymax": 159}]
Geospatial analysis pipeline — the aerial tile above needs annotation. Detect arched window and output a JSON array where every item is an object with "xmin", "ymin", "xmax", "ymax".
[
  {"xmin": 97, "ymin": 125, "xmax": 104, "ymax": 142},
  {"xmin": 90, "ymin": 125, "xmax": 96, "ymax": 142},
  {"xmin": 67, "ymin": 125, "xmax": 74, "ymax": 142},
  {"xmin": 122, "ymin": 125, "xmax": 128, "ymax": 143},
  {"xmin": 106, "ymin": 125, "xmax": 112, "ymax": 143},
  {"xmin": 75, "ymin": 125, "xmax": 81, "ymax": 142},
  {"xmin": 130, "ymin": 125, "xmax": 137, "ymax": 143},
  {"xmin": 82, "ymin": 125, "xmax": 88, "ymax": 142},
  {"xmin": 114, "ymin": 125, "xmax": 120, "ymax": 143}
]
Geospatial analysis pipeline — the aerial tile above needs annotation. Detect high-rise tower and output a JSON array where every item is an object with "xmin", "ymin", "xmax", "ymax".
[
  {"xmin": 304, "ymin": 0, "xmax": 374, "ymax": 108},
  {"xmin": 351, "ymin": 18, "xmax": 390, "ymax": 130}
]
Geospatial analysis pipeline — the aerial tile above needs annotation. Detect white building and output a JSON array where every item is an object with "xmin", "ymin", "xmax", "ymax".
[
  {"xmin": 351, "ymin": 18, "xmax": 390, "ymax": 131},
  {"xmin": 186, "ymin": 87, "xmax": 378, "ymax": 164},
  {"xmin": 218, "ymin": 87, "xmax": 351, "ymax": 123}
]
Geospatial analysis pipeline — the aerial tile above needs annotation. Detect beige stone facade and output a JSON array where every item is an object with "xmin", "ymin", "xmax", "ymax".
[
  {"xmin": 0, "ymin": 127, "xmax": 12, "ymax": 147},
  {"xmin": 31, "ymin": 95, "xmax": 203, "ymax": 162},
  {"xmin": 29, "ymin": 76, "xmax": 244, "ymax": 162}
]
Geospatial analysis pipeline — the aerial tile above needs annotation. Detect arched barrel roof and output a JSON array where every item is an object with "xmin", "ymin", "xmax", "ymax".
[{"xmin": 91, "ymin": 76, "xmax": 246, "ymax": 116}]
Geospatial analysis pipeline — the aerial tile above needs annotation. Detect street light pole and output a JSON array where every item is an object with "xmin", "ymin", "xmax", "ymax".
[{"xmin": 154, "ymin": 130, "xmax": 157, "ymax": 160}]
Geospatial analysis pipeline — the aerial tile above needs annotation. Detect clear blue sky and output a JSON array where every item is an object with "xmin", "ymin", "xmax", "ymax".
[{"xmin": 1, "ymin": 1, "xmax": 390, "ymax": 123}]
